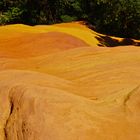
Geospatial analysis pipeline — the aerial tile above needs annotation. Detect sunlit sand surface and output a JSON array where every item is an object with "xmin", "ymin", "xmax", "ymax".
[{"xmin": 0, "ymin": 22, "xmax": 140, "ymax": 140}]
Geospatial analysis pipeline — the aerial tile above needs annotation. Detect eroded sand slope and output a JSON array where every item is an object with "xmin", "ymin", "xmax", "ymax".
[{"xmin": 0, "ymin": 22, "xmax": 140, "ymax": 140}]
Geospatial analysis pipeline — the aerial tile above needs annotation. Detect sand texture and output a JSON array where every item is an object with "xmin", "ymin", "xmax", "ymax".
[{"xmin": 0, "ymin": 22, "xmax": 140, "ymax": 140}]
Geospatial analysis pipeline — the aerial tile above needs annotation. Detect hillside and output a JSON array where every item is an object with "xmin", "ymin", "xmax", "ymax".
[{"xmin": 0, "ymin": 22, "xmax": 140, "ymax": 140}]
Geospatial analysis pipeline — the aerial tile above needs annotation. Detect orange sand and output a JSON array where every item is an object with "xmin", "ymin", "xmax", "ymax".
[{"xmin": 0, "ymin": 22, "xmax": 140, "ymax": 140}]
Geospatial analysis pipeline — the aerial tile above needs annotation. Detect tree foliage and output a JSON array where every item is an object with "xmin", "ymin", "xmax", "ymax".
[{"xmin": 0, "ymin": 0, "xmax": 140, "ymax": 39}]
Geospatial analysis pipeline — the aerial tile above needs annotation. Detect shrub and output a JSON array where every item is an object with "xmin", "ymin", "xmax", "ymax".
[{"xmin": 0, "ymin": 7, "xmax": 23, "ymax": 25}]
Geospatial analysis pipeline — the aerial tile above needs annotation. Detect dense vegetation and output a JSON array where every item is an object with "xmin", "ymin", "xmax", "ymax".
[{"xmin": 0, "ymin": 0, "xmax": 140, "ymax": 39}]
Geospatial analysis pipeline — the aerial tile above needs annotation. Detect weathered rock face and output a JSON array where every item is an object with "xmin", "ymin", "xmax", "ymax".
[{"xmin": 0, "ymin": 22, "xmax": 140, "ymax": 140}]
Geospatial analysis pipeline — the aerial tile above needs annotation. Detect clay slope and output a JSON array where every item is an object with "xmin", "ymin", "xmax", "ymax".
[{"xmin": 0, "ymin": 22, "xmax": 140, "ymax": 140}]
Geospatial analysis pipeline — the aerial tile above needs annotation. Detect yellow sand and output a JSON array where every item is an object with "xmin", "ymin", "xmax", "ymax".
[{"xmin": 0, "ymin": 22, "xmax": 140, "ymax": 140}]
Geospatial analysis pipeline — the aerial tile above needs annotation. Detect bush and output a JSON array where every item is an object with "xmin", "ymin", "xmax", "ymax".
[
  {"xmin": 0, "ymin": 7, "xmax": 23, "ymax": 25},
  {"xmin": 61, "ymin": 15, "xmax": 78, "ymax": 22}
]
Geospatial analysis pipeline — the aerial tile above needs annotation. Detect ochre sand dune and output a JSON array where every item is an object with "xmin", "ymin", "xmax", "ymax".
[{"xmin": 0, "ymin": 22, "xmax": 140, "ymax": 140}]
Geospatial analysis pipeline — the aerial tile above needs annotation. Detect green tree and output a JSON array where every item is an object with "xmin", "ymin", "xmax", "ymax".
[{"xmin": 0, "ymin": 0, "xmax": 140, "ymax": 39}]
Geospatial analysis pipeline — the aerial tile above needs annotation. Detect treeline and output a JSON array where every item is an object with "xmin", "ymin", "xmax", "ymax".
[{"xmin": 0, "ymin": 0, "xmax": 140, "ymax": 39}]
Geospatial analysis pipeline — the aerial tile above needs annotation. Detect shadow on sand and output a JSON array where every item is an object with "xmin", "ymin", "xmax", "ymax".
[{"xmin": 95, "ymin": 35, "xmax": 140, "ymax": 47}]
